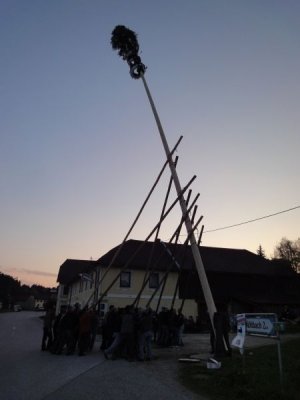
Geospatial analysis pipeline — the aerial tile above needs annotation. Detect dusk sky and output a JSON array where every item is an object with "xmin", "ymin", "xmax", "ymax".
[{"xmin": 1, "ymin": 1, "xmax": 299, "ymax": 287}]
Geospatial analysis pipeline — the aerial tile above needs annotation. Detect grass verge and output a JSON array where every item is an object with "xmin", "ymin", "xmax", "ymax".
[{"xmin": 178, "ymin": 337, "xmax": 300, "ymax": 400}]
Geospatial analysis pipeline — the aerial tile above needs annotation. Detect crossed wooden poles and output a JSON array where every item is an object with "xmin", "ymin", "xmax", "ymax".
[{"xmin": 84, "ymin": 26, "xmax": 218, "ymax": 337}]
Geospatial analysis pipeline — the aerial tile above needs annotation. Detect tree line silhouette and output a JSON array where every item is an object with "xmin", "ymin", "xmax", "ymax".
[{"xmin": 0, "ymin": 271, "xmax": 54, "ymax": 310}]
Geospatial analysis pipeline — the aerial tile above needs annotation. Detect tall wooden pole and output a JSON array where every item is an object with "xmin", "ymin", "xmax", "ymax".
[
  {"xmin": 141, "ymin": 74, "xmax": 217, "ymax": 328},
  {"xmin": 111, "ymin": 24, "xmax": 217, "ymax": 331}
]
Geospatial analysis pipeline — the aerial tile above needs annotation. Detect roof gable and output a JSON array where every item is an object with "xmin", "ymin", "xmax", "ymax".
[{"xmin": 57, "ymin": 259, "xmax": 97, "ymax": 285}]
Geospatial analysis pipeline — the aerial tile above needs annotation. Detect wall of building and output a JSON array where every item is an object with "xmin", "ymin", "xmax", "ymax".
[
  {"xmin": 99, "ymin": 268, "xmax": 197, "ymax": 317},
  {"xmin": 60, "ymin": 267, "xmax": 198, "ymax": 319},
  {"xmin": 67, "ymin": 270, "xmax": 98, "ymax": 308}
]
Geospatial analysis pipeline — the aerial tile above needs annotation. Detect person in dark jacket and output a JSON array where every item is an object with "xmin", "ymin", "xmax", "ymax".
[
  {"xmin": 41, "ymin": 305, "xmax": 55, "ymax": 351},
  {"xmin": 78, "ymin": 307, "xmax": 93, "ymax": 356},
  {"xmin": 55, "ymin": 306, "xmax": 76, "ymax": 354},
  {"xmin": 213, "ymin": 305, "xmax": 232, "ymax": 357},
  {"xmin": 137, "ymin": 308, "xmax": 154, "ymax": 361},
  {"xmin": 50, "ymin": 308, "xmax": 65, "ymax": 353},
  {"xmin": 103, "ymin": 308, "xmax": 123, "ymax": 359},
  {"xmin": 157, "ymin": 307, "xmax": 169, "ymax": 346},
  {"xmin": 175, "ymin": 310, "xmax": 185, "ymax": 346},
  {"xmin": 89, "ymin": 307, "xmax": 100, "ymax": 351},
  {"xmin": 100, "ymin": 305, "xmax": 115, "ymax": 350},
  {"xmin": 65, "ymin": 304, "xmax": 80, "ymax": 355},
  {"xmin": 120, "ymin": 305, "xmax": 135, "ymax": 361}
]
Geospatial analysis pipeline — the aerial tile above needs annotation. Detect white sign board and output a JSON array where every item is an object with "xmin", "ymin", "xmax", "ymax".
[
  {"xmin": 246, "ymin": 314, "xmax": 277, "ymax": 337},
  {"xmin": 231, "ymin": 313, "xmax": 278, "ymax": 350},
  {"xmin": 231, "ymin": 314, "xmax": 246, "ymax": 350}
]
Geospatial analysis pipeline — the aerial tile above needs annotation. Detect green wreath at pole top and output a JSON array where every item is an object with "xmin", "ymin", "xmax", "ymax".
[{"xmin": 111, "ymin": 25, "xmax": 146, "ymax": 79}]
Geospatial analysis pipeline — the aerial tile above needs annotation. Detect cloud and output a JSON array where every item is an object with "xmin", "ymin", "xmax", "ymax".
[{"xmin": 0, "ymin": 266, "xmax": 56, "ymax": 278}]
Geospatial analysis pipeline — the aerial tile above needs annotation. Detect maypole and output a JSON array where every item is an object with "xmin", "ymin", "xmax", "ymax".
[{"xmin": 111, "ymin": 25, "xmax": 217, "ymax": 329}]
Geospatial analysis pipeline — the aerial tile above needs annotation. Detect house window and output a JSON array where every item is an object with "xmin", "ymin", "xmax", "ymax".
[
  {"xmin": 120, "ymin": 271, "xmax": 131, "ymax": 288},
  {"xmin": 100, "ymin": 303, "xmax": 107, "ymax": 318},
  {"xmin": 63, "ymin": 285, "xmax": 69, "ymax": 295},
  {"xmin": 149, "ymin": 272, "xmax": 159, "ymax": 289}
]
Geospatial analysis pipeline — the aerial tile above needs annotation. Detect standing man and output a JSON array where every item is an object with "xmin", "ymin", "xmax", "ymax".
[{"xmin": 41, "ymin": 304, "xmax": 55, "ymax": 351}]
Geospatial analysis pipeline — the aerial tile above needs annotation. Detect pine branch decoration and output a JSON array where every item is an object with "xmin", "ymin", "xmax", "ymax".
[
  {"xmin": 111, "ymin": 25, "xmax": 139, "ymax": 59},
  {"xmin": 111, "ymin": 25, "xmax": 146, "ymax": 79}
]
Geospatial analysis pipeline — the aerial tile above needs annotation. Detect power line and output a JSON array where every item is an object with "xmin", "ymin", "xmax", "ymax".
[{"xmin": 203, "ymin": 206, "xmax": 300, "ymax": 234}]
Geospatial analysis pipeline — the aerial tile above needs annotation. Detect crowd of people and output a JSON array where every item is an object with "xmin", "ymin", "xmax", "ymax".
[
  {"xmin": 41, "ymin": 304, "xmax": 186, "ymax": 361},
  {"xmin": 41, "ymin": 303, "xmax": 99, "ymax": 356},
  {"xmin": 101, "ymin": 305, "xmax": 185, "ymax": 361}
]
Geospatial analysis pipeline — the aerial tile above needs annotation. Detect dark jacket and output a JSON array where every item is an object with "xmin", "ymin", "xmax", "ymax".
[{"xmin": 139, "ymin": 312, "xmax": 153, "ymax": 333}]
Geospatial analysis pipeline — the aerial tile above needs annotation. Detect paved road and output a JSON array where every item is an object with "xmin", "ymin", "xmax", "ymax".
[
  {"xmin": 0, "ymin": 311, "xmax": 205, "ymax": 400},
  {"xmin": 3, "ymin": 311, "xmax": 297, "ymax": 400}
]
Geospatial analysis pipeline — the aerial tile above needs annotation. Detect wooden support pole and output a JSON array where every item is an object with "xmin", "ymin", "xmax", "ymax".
[
  {"xmin": 96, "ymin": 175, "xmax": 196, "ymax": 306},
  {"xmin": 197, "ymin": 225, "xmax": 204, "ymax": 246},
  {"xmin": 133, "ymin": 192, "xmax": 198, "ymax": 308},
  {"xmin": 85, "ymin": 137, "xmax": 183, "ymax": 308},
  {"xmin": 135, "ymin": 156, "xmax": 178, "ymax": 307}
]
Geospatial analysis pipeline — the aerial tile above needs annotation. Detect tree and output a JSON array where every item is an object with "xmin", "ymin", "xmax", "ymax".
[
  {"xmin": 257, "ymin": 244, "xmax": 266, "ymax": 258},
  {"xmin": 0, "ymin": 272, "xmax": 53, "ymax": 309},
  {"xmin": 0, "ymin": 272, "xmax": 21, "ymax": 308},
  {"xmin": 274, "ymin": 237, "xmax": 300, "ymax": 273}
]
